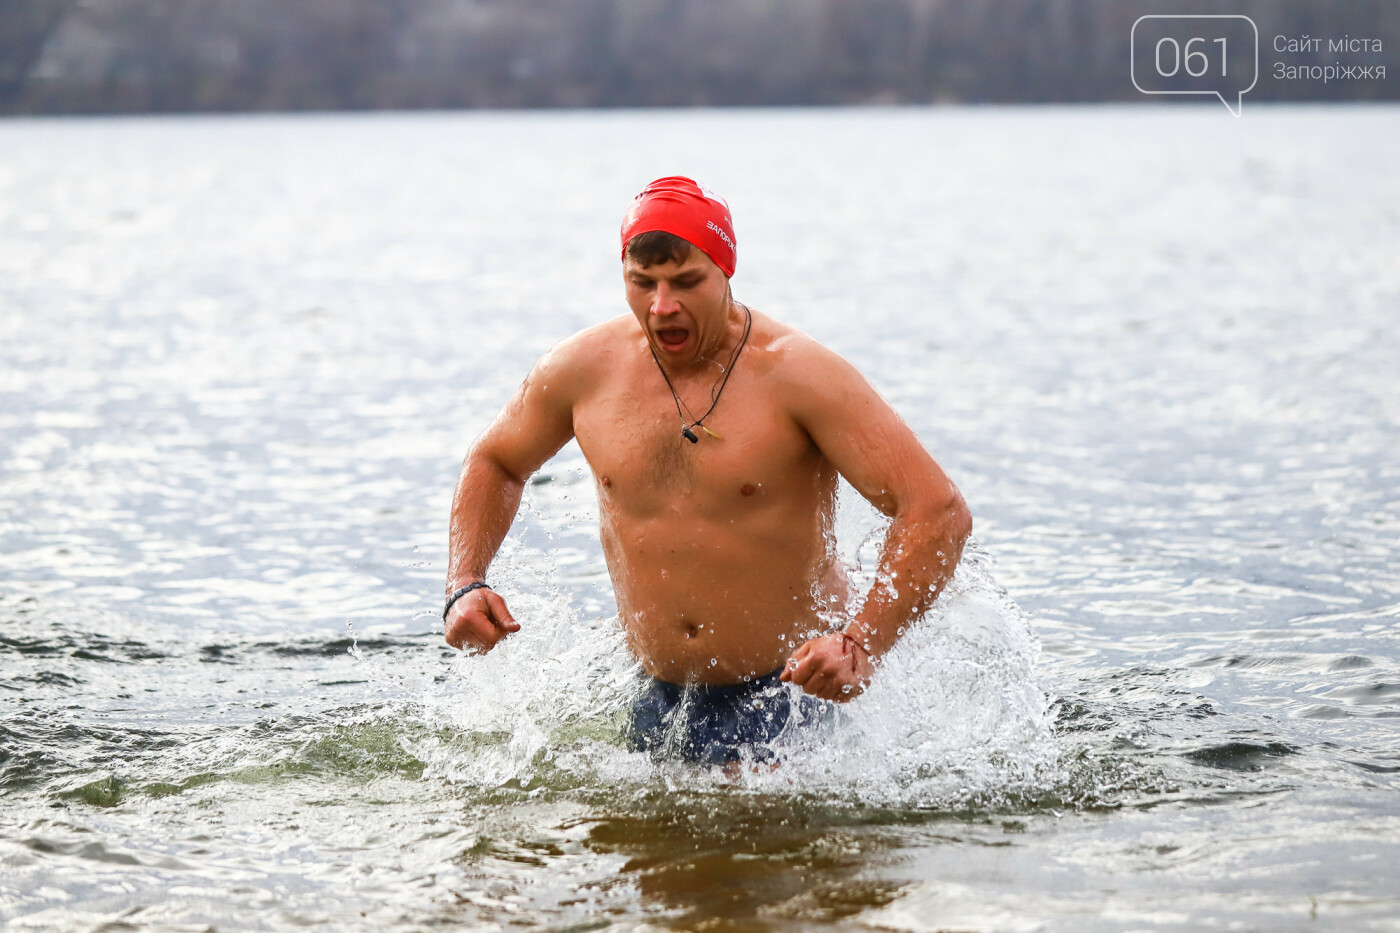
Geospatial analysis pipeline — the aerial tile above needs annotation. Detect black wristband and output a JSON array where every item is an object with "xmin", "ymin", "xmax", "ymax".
[{"xmin": 443, "ymin": 582, "xmax": 491, "ymax": 620}]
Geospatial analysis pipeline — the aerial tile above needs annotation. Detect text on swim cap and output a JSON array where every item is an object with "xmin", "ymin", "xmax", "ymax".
[{"xmin": 706, "ymin": 220, "xmax": 735, "ymax": 252}]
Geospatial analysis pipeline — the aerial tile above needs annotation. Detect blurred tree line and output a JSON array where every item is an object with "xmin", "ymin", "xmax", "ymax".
[{"xmin": 1, "ymin": 0, "xmax": 1394, "ymax": 113}]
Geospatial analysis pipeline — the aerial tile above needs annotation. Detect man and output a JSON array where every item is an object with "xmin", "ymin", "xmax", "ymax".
[{"xmin": 444, "ymin": 176, "xmax": 971, "ymax": 765}]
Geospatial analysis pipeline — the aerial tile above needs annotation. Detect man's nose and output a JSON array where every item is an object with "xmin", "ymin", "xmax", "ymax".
[{"xmin": 651, "ymin": 283, "xmax": 679, "ymax": 316}]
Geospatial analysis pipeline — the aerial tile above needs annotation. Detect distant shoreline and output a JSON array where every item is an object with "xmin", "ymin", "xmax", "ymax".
[{"xmin": 3, "ymin": 0, "xmax": 1395, "ymax": 116}]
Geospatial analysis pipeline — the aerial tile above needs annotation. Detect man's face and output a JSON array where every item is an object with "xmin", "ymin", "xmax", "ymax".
[{"xmin": 623, "ymin": 246, "xmax": 731, "ymax": 365}]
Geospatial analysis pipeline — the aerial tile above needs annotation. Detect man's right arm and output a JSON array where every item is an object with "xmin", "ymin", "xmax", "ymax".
[{"xmin": 444, "ymin": 343, "xmax": 580, "ymax": 652}]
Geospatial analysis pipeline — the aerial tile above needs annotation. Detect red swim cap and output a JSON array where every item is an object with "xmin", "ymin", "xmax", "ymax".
[{"xmin": 620, "ymin": 176, "xmax": 737, "ymax": 278}]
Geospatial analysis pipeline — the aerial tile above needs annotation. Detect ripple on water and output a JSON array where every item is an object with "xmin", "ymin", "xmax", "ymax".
[
  {"xmin": 3, "ymin": 106, "xmax": 1400, "ymax": 932},
  {"xmin": 1182, "ymin": 740, "xmax": 1299, "ymax": 772}
]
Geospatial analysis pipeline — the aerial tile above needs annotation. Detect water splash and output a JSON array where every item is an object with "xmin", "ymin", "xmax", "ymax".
[
  {"xmin": 740, "ymin": 550, "xmax": 1060, "ymax": 806},
  {"xmin": 374, "ymin": 513, "xmax": 1060, "ymax": 809}
]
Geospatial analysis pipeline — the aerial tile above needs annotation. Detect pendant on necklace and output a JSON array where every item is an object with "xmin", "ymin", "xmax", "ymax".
[{"xmin": 699, "ymin": 425, "xmax": 723, "ymax": 440}]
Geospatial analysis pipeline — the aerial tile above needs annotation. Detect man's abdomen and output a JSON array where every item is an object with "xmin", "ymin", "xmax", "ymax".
[{"xmin": 603, "ymin": 509, "xmax": 846, "ymax": 685}]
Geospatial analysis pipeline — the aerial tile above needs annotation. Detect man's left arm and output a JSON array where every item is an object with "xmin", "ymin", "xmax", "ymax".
[{"xmin": 779, "ymin": 338, "xmax": 972, "ymax": 701}]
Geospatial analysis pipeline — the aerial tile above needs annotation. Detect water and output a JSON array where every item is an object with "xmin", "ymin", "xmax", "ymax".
[{"xmin": 2, "ymin": 105, "xmax": 1398, "ymax": 931}]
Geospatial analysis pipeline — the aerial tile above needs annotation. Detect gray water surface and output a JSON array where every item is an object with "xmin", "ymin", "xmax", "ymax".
[{"xmin": 2, "ymin": 105, "xmax": 1398, "ymax": 931}]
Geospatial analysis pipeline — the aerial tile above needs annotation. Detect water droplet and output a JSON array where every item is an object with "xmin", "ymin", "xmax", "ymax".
[{"xmin": 709, "ymin": 657, "xmax": 718, "ymax": 667}]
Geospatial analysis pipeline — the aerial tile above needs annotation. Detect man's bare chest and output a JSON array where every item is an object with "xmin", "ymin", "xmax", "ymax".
[{"xmin": 572, "ymin": 376, "xmax": 814, "ymax": 510}]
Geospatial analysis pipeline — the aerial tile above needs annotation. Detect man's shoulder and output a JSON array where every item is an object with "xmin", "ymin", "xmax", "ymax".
[
  {"xmin": 746, "ymin": 311, "xmax": 887, "ymax": 433},
  {"xmin": 534, "ymin": 315, "xmax": 638, "ymax": 381},
  {"xmin": 748, "ymin": 312, "xmax": 857, "ymax": 384}
]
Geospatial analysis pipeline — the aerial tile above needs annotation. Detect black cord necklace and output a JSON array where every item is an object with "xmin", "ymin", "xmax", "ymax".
[{"xmin": 649, "ymin": 303, "xmax": 753, "ymax": 444}]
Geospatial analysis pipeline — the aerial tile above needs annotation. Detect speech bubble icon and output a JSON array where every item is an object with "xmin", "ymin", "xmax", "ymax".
[{"xmin": 1131, "ymin": 15, "xmax": 1258, "ymax": 117}]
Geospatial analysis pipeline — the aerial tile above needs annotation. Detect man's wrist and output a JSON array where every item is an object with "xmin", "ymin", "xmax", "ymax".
[
  {"xmin": 445, "ymin": 577, "xmax": 488, "ymax": 596},
  {"xmin": 443, "ymin": 581, "xmax": 491, "ymax": 620},
  {"xmin": 839, "ymin": 626, "xmax": 875, "ymax": 659}
]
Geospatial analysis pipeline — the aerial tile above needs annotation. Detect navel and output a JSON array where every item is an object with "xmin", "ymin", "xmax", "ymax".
[
  {"xmin": 601, "ymin": 475, "xmax": 612, "ymax": 488},
  {"xmin": 740, "ymin": 483, "xmax": 758, "ymax": 497}
]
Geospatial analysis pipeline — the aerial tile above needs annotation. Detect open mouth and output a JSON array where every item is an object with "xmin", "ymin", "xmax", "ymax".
[{"xmin": 655, "ymin": 327, "xmax": 691, "ymax": 351}]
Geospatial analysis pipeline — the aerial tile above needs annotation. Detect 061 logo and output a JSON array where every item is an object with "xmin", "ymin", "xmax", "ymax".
[{"xmin": 1132, "ymin": 15, "xmax": 1259, "ymax": 116}]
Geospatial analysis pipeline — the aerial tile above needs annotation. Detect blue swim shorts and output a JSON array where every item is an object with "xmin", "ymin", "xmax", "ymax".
[{"xmin": 625, "ymin": 668, "xmax": 832, "ymax": 765}]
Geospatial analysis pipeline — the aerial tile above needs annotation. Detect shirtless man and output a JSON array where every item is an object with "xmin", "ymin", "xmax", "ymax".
[{"xmin": 444, "ymin": 177, "xmax": 971, "ymax": 764}]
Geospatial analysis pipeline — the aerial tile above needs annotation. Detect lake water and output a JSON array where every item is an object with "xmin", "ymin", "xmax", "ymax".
[{"xmin": 1, "ymin": 104, "xmax": 1398, "ymax": 931}]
